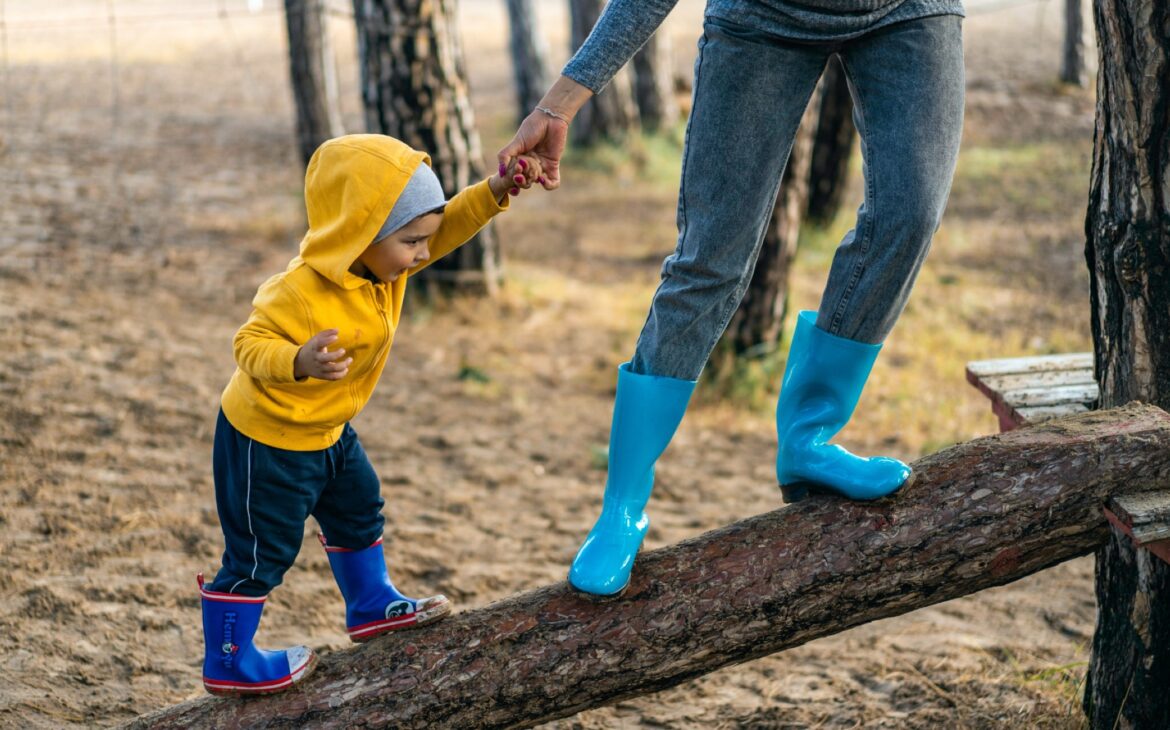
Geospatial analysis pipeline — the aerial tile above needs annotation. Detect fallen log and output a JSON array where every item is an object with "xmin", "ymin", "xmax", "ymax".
[{"xmin": 130, "ymin": 403, "xmax": 1170, "ymax": 730}]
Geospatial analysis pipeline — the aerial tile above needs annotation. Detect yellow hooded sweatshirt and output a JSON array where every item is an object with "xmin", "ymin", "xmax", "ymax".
[{"xmin": 220, "ymin": 134, "xmax": 508, "ymax": 450}]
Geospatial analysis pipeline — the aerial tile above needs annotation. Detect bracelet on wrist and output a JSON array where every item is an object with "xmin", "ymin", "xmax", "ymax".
[{"xmin": 535, "ymin": 105, "xmax": 570, "ymax": 123}]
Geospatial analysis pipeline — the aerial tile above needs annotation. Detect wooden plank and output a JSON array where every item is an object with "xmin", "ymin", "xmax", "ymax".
[
  {"xmin": 977, "ymin": 368, "xmax": 1097, "ymax": 393},
  {"xmin": 1107, "ymin": 492, "xmax": 1170, "ymax": 544},
  {"xmin": 1015, "ymin": 403, "xmax": 1091, "ymax": 423},
  {"xmin": 966, "ymin": 352, "xmax": 1093, "ymax": 378},
  {"xmin": 992, "ymin": 401, "xmax": 1022, "ymax": 432},
  {"xmin": 965, "ymin": 353, "xmax": 1097, "ymax": 432},
  {"xmin": 999, "ymin": 383, "xmax": 1099, "ymax": 408},
  {"xmin": 1102, "ymin": 504, "xmax": 1170, "ymax": 566}
]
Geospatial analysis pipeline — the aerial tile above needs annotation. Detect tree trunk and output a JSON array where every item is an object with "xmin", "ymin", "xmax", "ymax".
[
  {"xmin": 631, "ymin": 31, "xmax": 678, "ymax": 132},
  {"xmin": 569, "ymin": 0, "xmax": 638, "ymax": 146},
  {"xmin": 131, "ymin": 404, "xmax": 1170, "ymax": 730},
  {"xmin": 716, "ymin": 85, "xmax": 822, "ymax": 362},
  {"xmin": 284, "ymin": 0, "xmax": 345, "ymax": 166},
  {"xmin": 352, "ymin": 0, "xmax": 501, "ymax": 294},
  {"xmin": 1062, "ymin": 0, "xmax": 1087, "ymax": 86},
  {"xmin": 504, "ymin": 0, "xmax": 549, "ymax": 126},
  {"xmin": 1083, "ymin": 0, "xmax": 1170, "ymax": 725},
  {"xmin": 807, "ymin": 55, "xmax": 855, "ymax": 225}
]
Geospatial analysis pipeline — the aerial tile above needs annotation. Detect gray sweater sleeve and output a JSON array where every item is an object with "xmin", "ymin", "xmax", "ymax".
[{"xmin": 562, "ymin": 0, "xmax": 681, "ymax": 94}]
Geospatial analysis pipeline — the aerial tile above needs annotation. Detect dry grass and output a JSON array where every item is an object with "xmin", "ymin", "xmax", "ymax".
[{"xmin": 0, "ymin": 1, "xmax": 1103, "ymax": 727}]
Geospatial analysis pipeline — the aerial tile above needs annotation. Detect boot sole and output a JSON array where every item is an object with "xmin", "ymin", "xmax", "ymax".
[
  {"xmin": 349, "ymin": 598, "xmax": 452, "ymax": 643},
  {"xmin": 204, "ymin": 650, "xmax": 318, "ymax": 697},
  {"xmin": 781, "ymin": 471, "xmax": 915, "ymax": 504},
  {"xmin": 779, "ymin": 482, "xmax": 812, "ymax": 503},
  {"xmin": 569, "ymin": 581, "xmax": 629, "ymax": 602}
]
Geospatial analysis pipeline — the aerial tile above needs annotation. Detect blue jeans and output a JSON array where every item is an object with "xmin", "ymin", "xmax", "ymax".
[
  {"xmin": 630, "ymin": 15, "xmax": 965, "ymax": 380},
  {"xmin": 207, "ymin": 410, "xmax": 385, "ymax": 596}
]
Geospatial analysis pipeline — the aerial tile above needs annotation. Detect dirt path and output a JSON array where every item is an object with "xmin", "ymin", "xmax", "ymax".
[{"xmin": 0, "ymin": 1, "xmax": 1097, "ymax": 727}]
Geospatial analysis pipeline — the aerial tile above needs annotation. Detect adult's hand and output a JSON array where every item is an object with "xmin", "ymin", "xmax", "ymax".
[
  {"xmin": 497, "ymin": 75, "xmax": 593, "ymax": 192},
  {"xmin": 497, "ymin": 111, "xmax": 569, "ymax": 191}
]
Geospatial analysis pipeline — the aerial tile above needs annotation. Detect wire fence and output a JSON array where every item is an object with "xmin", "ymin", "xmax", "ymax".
[
  {"xmin": 0, "ymin": 0, "xmax": 1052, "ymax": 31},
  {"xmin": 0, "ymin": 0, "xmax": 1072, "ymax": 133},
  {"xmin": 0, "ymin": 0, "xmax": 358, "ymax": 31},
  {"xmin": 0, "ymin": 0, "xmax": 1084, "ymax": 270}
]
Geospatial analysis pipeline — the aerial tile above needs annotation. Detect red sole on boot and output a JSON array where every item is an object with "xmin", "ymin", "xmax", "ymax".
[
  {"xmin": 203, "ymin": 651, "xmax": 318, "ymax": 696},
  {"xmin": 348, "ymin": 598, "xmax": 452, "ymax": 643}
]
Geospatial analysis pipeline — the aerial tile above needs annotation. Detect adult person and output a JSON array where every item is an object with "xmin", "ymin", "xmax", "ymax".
[{"xmin": 498, "ymin": 0, "xmax": 965, "ymax": 597}]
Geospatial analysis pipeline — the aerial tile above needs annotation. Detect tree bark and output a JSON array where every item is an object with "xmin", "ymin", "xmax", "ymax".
[
  {"xmin": 352, "ymin": 0, "xmax": 501, "ymax": 294},
  {"xmin": 569, "ymin": 0, "xmax": 638, "ymax": 146},
  {"xmin": 807, "ymin": 55, "xmax": 855, "ymax": 225},
  {"xmin": 631, "ymin": 31, "xmax": 678, "ymax": 132},
  {"xmin": 716, "ymin": 85, "xmax": 821, "ymax": 362},
  {"xmin": 284, "ymin": 0, "xmax": 345, "ymax": 166},
  {"xmin": 131, "ymin": 404, "xmax": 1170, "ymax": 730},
  {"xmin": 1083, "ymin": 0, "xmax": 1170, "ymax": 725},
  {"xmin": 504, "ymin": 0, "xmax": 549, "ymax": 127},
  {"xmin": 1062, "ymin": 0, "xmax": 1087, "ymax": 86}
]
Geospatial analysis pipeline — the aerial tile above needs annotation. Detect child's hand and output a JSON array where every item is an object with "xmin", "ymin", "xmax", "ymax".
[
  {"xmin": 489, "ymin": 155, "xmax": 544, "ymax": 202},
  {"xmin": 294, "ymin": 329, "xmax": 352, "ymax": 381}
]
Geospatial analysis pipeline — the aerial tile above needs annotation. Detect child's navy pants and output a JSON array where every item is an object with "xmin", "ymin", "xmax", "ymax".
[{"xmin": 206, "ymin": 409, "xmax": 384, "ymax": 596}]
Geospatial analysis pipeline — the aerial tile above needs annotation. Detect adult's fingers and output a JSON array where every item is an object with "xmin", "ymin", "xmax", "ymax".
[
  {"xmin": 511, "ymin": 173, "xmax": 535, "ymax": 190},
  {"xmin": 540, "ymin": 162, "xmax": 561, "ymax": 190},
  {"xmin": 497, "ymin": 112, "xmax": 545, "ymax": 172},
  {"xmin": 497, "ymin": 133, "xmax": 527, "ymax": 176}
]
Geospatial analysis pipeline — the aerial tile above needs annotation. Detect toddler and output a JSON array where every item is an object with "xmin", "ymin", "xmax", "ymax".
[{"xmin": 199, "ymin": 134, "xmax": 541, "ymax": 696}]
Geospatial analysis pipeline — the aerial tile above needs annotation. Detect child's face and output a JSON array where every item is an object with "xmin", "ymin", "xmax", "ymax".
[{"xmin": 351, "ymin": 211, "xmax": 443, "ymax": 283}]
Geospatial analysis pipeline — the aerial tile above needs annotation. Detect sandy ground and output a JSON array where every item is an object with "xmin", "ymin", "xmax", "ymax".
[{"xmin": 0, "ymin": 0, "xmax": 1099, "ymax": 727}]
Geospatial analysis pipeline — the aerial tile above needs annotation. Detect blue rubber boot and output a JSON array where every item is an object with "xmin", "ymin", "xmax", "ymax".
[
  {"xmin": 776, "ymin": 310, "xmax": 912, "ymax": 503},
  {"xmin": 569, "ymin": 362, "xmax": 696, "ymax": 597},
  {"xmin": 320, "ymin": 535, "xmax": 451, "ymax": 642},
  {"xmin": 198, "ymin": 574, "xmax": 316, "ymax": 696}
]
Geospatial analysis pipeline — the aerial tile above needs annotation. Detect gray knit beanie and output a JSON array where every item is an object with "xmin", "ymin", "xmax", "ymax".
[{"xmin": 374, "ymin": 163, "xmax": 446, "ymax": 243}]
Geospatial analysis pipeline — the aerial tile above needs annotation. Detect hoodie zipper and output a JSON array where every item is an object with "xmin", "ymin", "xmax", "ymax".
[{"xmin": 349, "ymin": 283, "xmax": 392, "ymax": 422}]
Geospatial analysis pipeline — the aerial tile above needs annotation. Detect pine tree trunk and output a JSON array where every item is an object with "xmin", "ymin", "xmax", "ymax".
[
  {"xmin": 352, "ymin": 0, "xmax": 501, "ymax": 293},
  {"xmin": 284, "ymin": 0, "xmax": 344, "ymax": 166},
  {"xmin": 807, "ymin": 55, "xmax": 855, "ymax": 225},
  {"xmin": 1062, "ymin": 0, "xmax": 1087, "ymax": 86},
  {"xmin": 504, "ymin": 0, "xmax": 548, "ymax": 126},
  {"xmin": 128, "ymin": 405, "xmax": 1170, "ymax": 730},
  {"xmin": 569, "ymin": 0, "xmax": 637, "ymax": 146},
  {"xmin": 1083, "ymin": 0, "xmax": 1170, "ymax": 724},
  {"xmin": 716, "ymin": 86, "xmax": 822, "ymax": 361},
  {"xmin": 631, "ymin": 31, "xmax": 678, "ymax": 132}
]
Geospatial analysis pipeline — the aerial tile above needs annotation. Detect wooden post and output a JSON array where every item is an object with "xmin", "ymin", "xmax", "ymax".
[
  {"xmin": 352, "ymin": 0, "xmax": 501, "ymax": 293},
  {"xmin": 130, "ymin": 405, "xmax": 1170, "ymax": 729},
  {"xmin": 807, "ymin": 55, "xmax": 855, "ymax": 225},
  {"xmin": 1083, "ymin": 0, "xmax": 1170, "ymax": 724},
  {"xmin": 1061, "ymin": 0, "xmax": 1086, "ymax": 86},
  {"xmin": 284, "ymin": 0, "xmax": 344, "ymax": 166},
  {"xmin": 568, "ymin": 0, "xmax": 638, "ymax": 146},
  {"xmin": 631, "ymin": 30, "xmax": 678, "ymax": 132},
  {"xmin": 504, "ymin": 0, "xmax": 549, "ymax": 126}
]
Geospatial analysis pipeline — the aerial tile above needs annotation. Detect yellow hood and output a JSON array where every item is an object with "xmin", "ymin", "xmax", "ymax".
[
  {"xmin": 299, "ymin": 134, "xmax": 432, "ymax": 289},
  {"xmin": 221, "ymin": 133, "xmax": 509, "ymax": 451}
]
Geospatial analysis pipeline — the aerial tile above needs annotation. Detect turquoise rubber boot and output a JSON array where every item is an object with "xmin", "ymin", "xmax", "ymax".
[
  {"xmin": 776, "ymin": 310, "xmax": 911, "ymax": 503},
  {"xmin": 569, "ymin": 362, "xmax": 696, "ymax": 597}
]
